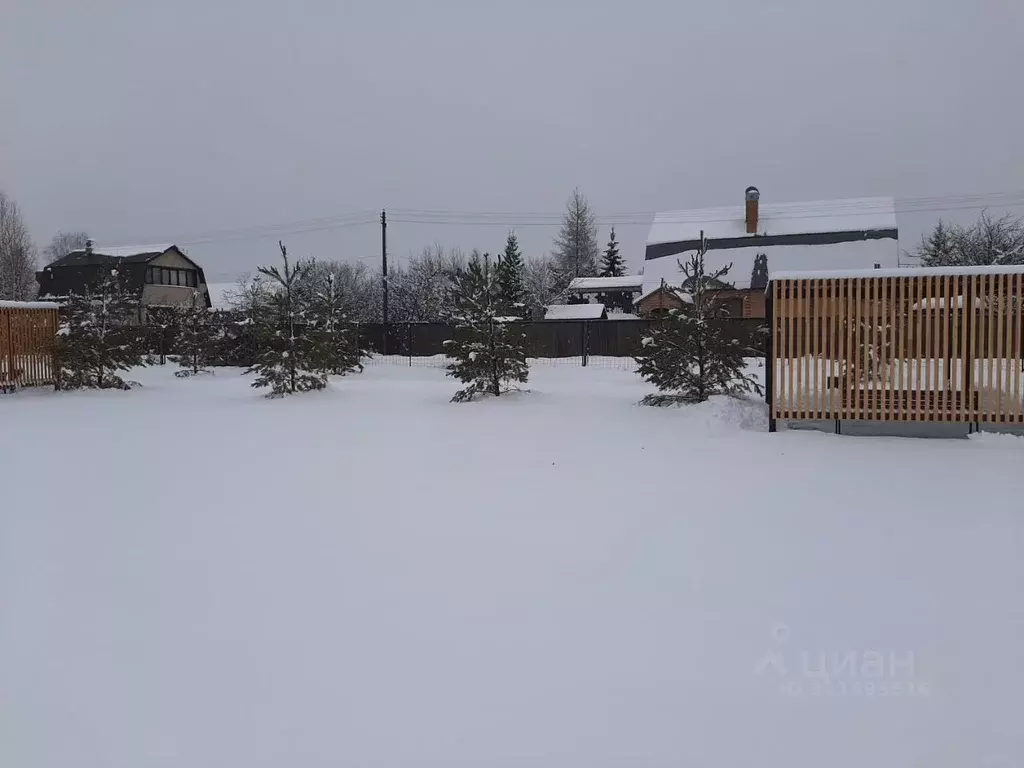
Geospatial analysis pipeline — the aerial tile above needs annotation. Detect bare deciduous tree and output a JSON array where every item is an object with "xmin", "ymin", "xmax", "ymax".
[
  {"xmin": 42, "ymin": 230, "xmax": 90, "ymax": 265},
  {"xmin": 523, "ymin": 255, "xmax": 561, "ymax": 318},
  {"xmin": 0, "ymin": 191, "xmax": 38, "ymax": 300},
  {"xmin": 915, "ymin": 212, "xmax": 1024, "ymax": 267}
]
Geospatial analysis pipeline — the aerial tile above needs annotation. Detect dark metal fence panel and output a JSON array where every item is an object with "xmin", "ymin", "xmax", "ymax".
[
  {"xmin": 722, "ymin": 318, "xmax": 770, "ymax": 356},
  {"xmin": 519, "ymin": 321, "xmax": 585, "ymax": 358},
  {"xmin": 409, "ymin": 323, "xmax": 451, "ymax": 357},
  {"xmin": 138, "ymin": 318, "xmax": 768, "ymax": 368},
  {"xmin": 587, "ymin": 320, "xmax": 655, "ymax": 357}
]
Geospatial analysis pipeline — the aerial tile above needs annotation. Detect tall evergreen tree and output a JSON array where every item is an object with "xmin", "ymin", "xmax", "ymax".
[
  {"xmin": 55, "ymin": 267, "xmax": 148, "ymax": 389},
  {"xmin": 634, "ymin": 240, "xmax": 762, "ymax": 405},
  {"xmin": 597, "ymin": 227, "xmax": 632, "ymax": 313},
  {"xmin": 916, "ymin": 219, "xmax": 958, "ymax": 266},
  {"xmin": 552, "ymin": 188, "xmax": 600, "ymax": 287},
  {"xmin": 305, "ymin": 269, "xmax": 364, "ymax": 375},
  {"xmin": 172, "ymin": 289, "xmax": 218, "ymax": 376},
  {"xmin": 246, "ymin": 241, "xmax": 326, "ymax": 396},
  {"xmin": 496, "ymin": 231, "xmax": 527, "ymax": 316},
  {"xmin": 749, "ymin": 253, "xmax": 769, "ymax": 290},
  {"xmin": 443, "ymin": 253, "xmax": 529, "ymax": 402},
  {"xmin": 599, "ymin": 227, "xmax": 625, "ymax": 277}
]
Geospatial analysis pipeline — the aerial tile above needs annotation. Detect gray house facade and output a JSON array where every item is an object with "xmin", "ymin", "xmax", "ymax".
[{"xmin": 37, "ymin": 242, "xmax": 212, "ymax": 317}]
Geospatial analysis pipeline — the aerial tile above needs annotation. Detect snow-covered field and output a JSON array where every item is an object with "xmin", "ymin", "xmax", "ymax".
[{"xmin": 2, "ymin": 363, "xmax": 1023, "ymax": 768}]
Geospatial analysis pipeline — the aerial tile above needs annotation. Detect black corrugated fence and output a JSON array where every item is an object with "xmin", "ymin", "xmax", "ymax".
[
  {"xmin": 141, "ymin": 318, "xmax": 767, "ymax": 368},
  {"xmin": 358, "ymin": 320, "xmax": 767, "ymax": 364}
]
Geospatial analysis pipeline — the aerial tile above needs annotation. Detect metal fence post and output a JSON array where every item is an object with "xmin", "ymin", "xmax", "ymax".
[
  {"xmin": 407, "ymin": 322, "xmax": 412, "ymax": 367},
  {"xmin": 766, "ymin": 284, "xmax": 776, "ymax": 433},
  {"xmin": 2, "ymin": 309, "xmax": 11, "ymax": 394},
  {"xmin": 582, "ymin": 321, "xmax": 589, "ymax": 367}
]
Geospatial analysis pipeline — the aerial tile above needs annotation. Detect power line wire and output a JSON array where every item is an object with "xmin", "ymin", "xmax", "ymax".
[
  {"xmin": 106, "ymin": 211, "xmax": 379, "ymax": 248},
  {"xmin": 390, "ymin": 194, "xmax": 1024, "ymax": 227},
  {"xmin": 100, "ymin": 190, "xmax": 1024, "ymax": 248}
]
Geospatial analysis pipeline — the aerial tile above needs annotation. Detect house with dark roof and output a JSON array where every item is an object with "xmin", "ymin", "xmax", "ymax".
[
  {"xmin": 36, "ymin": 241, "xmax": 212, "ymax": 318},
  {"xmin": 642, "ymin": 187, "xmax": 900, "ymax": 317}
]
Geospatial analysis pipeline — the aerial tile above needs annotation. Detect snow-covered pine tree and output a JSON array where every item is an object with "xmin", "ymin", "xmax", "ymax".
[
  {"xmin": 245, "ymin": 241, "xmax": 326, "ymax": 396},
  {"xmin": 552, "ymin": 188, "xmax": 600, "ymax": 288},
  {"xmin": 915, "ymin": 219, "xmax": 958, "ymax": 266},
  {"xmin": 749, "ymin": 253, "xmax": 769, "ymax": 291},
  {"xmin": 172, "ymin": 288, "xmax": 218, "ymax": 376},
  {"xmin": 55, "ymin": 266, "xmax": 148, "ymax": 389},
  {"xmin": 304, "ymin": 269, "xmax": 364, "ymax": 375},
  {"xmin": 443, "ymin": 252, "xmax": 529, "ymax": 402},
  {"xmin": 597, "ymin": 227, "xmax": 632, "ymax": 313},
  {"xmin": 496, "ymin": 231, "xmax": 527, "ymax": 317},
  {"xmin": 599, "ymin": 227, "xmax": 625, "ymax": 277},
  {"xmin": 634, "ymin": 239, "xmax": 762, "ymax": 405}
]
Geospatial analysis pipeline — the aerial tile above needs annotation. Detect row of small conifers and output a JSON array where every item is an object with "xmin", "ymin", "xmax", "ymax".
[{"xmin": 54, "ymin": 244, "xmax": 760, "ymax": 403}]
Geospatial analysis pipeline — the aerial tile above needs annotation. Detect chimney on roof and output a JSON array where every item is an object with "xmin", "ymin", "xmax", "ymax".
[
  {"xmin": 745, "ymin": 186, "xmax": 760, "ymax": 234},
  {"xmin": 85, "ymin": 238, "xmax": 94, "ymax": 256}
]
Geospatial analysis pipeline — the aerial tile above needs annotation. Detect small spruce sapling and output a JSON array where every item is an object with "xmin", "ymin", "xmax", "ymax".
[
  {"xmin": 245, "ymin": 241, "xmax": 326, "ymax": 396},
  {"xmin": 443, "ymin": 252, "xmax": 529, "ymax": 402},
  {"xmin": 173, "ymin": 289, "xmax": 218, "ymax": 377},
  {"xmin": 305, "ymin": 270, "xmax": 364, "ymax": 375},
  {"xmin": 634, "ymin": 238, "xmax": 762, "ymax": 405},
  {"xmin": 55, "ymin": 267, "xmax": 148, "ymax": 389}
]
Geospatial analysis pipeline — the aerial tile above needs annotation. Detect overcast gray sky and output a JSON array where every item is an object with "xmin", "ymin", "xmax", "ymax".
[{"xmin": 3, "ymin": 0, "xmax": 1023, "ymax": 282}]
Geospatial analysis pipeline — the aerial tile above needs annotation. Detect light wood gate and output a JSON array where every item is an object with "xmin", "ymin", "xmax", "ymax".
[
  {"xmin": 767, "ymin": 267, "xmax": 1024, "ymax": 427},
  {"xmin": 0, "ymin": 302, "xmax": 60, "ymax": 391}
]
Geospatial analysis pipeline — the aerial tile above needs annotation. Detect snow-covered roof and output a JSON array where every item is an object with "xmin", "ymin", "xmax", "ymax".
[
  {"xmin": 567, "ymin": 275, "xmax": 645, "ymax": 292},
  {"xmin": 545, "ymin": 303, "xmax": 607, "ymax": 320},
  {"xmin": 91, "ymin": 244, "xmax": 176, "ymax": 258},
  {"xmin": 770, "ymin": 264, "xmax": 1024, "ymax": 281},
  {"xmin": 644, "ymin": 241, "xmax": 900, "ymax": 290},
  {"xmin": 0, "ymin": 300, "xmax": 59, "ymax": 309},
  {"xmin": 607, "ymin": 311, "xmax": 640, "ymax": 320},
  {"xmin": 647, "ymin": 197, "xmax": 897, "ymax": 245}
]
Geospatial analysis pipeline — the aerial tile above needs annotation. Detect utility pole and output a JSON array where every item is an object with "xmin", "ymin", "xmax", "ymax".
[
  {"xmin": 381, "ymin": 209, "xmax": 388, "ymax": 323},
  {"xmin": 381, "ymin": 209, "xmax": 388, "ymax": 354}
]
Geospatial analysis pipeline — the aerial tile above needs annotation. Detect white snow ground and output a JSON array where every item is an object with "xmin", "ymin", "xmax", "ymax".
[{"xmin": 2, "ymin": 363, "xmax": 1023, "ymax": 768}]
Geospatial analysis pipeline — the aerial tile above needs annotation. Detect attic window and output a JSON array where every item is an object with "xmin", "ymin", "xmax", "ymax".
[{"xmin": 146, "ymin": 267, "xmax": 197, "ymax": 287}]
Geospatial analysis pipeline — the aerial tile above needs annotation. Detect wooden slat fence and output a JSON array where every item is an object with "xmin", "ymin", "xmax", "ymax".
[
  {"xmin": 769, "ymin": 271, "xmax": 1024, "ymax": 423},
  {"xmin": 0, "ymin": 304, "xmax": 60, "ymax": 391}
]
